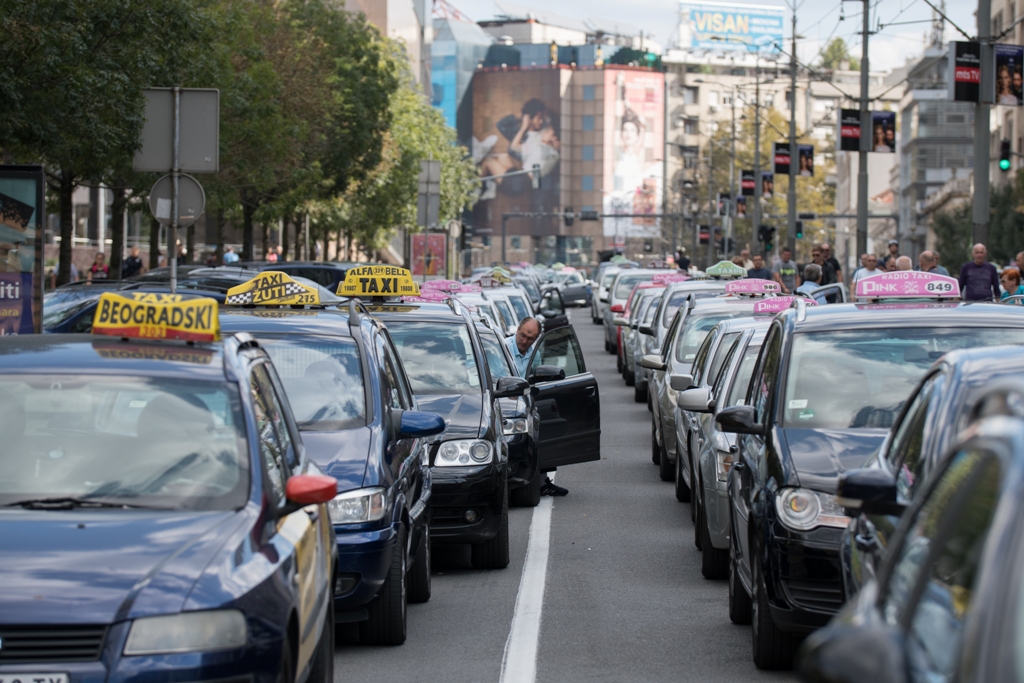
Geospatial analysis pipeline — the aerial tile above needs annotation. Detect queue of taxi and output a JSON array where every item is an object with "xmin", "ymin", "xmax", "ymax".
[
  {"xmin": 0, "ymin": 264, "xmax": 599, "ymax": 683},
  {"xmin": 602, "ymin": 260, "xmax": 1024, "ymax": 677}
]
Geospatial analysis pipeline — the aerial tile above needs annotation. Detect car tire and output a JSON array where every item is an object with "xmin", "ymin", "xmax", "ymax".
[
  {"xmin": 407, "ymin": 521, "xmax": 431, "ymax": 604},
  {"xmin": 616, "ymin": 353, "xmax": 623, "ymax": 373},
  {"xmin": 673, "ymin": 442, "xmax": 691, "ymax": 502},
  {"xmin": 306, "ymin": 597, "xmax": 334, "ymax": 683},
  {"xmin": 276, "ymin": 627, "xmax": 295, "ymax": 683},
  {"xmin": 700, "ymin": 491, "xmax": 728, "ymax": 579},
  {"xmin": 625, "ymin": 369, "xmax": 635, "ymax": 386},
  {"xmin": 651, "ymin": 420, "xmax": 660, "ymax": 465},
  {"xmin": 689, "ymin": 455, "xmax": 697, "ymax": 523},
  {"xmin": 751, "ymin": 562, "xmax": 795, "ymax": 670},
  {"xmin": 472, "ymin": 487, "xmax": 510, "ymax": 569},
  {"xmin": 634, "ymin": 382, "xmax": 647, "ymax": 403},
  {"xmin": 510, "ymin": 471, "xmax": 541, "ymax": 507},
  {"xmin": 605, "ymin": 339, "xmax": 614, "ymax": 354},
  {"xmin": 728, "ymin": 534, "xmax": 752, "ymax": 624},
  {"xmin": 658, "ymin": 440, "xmax": 673, "ymax": 482},
  {"xmin": 359, "ymin": 526, "xmax": 408, "ymax": 645},
  {"xmin": 647, "ymin": 389, "xmax": 653, "ymax": 412},
  {"xmin": 693, "ymin": 478, "xmax": 702, "ymax": 550}
]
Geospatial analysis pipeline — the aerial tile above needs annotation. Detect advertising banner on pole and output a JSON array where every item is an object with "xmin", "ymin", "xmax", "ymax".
[
  {"xmin": 761, "ymin": 171, "xmax": 774, "ymax": 198},
  {"xmin": 870, "ymin": 112, "xmax": 896, "ymax": 152},
  {"xmin": 773, "ymin": 142, "xmax": 790, "ymax": 175},
  {"xmin": 797, "ymin": 144, "xmax": 814, "ymax": 176},
  {"xmin": 676, "ymin": 2, "xmax": 785, "ymax": 53},
  {"xmin": 994, "ymin": 44, "xmax": 1024, "ymax": 105},
  {"xmin": 838, "ymin": 109, "xmax": 861, "ymax": 152},
  {"xmin": 411, "ymin": 233, "xmax": 447, "ymax": 277},
  {"xmin": 741, "ymin": 169, "xmax": 755, "ymax": 196},
  {"xmin": 949, "ymin": 42, "xmax": 981, "ymax": 103},
  {"xmin": 736, "ymin": 195, "xmax": 747, "ymax": 217},
  {"xmin": 0, "ymin": 166, "xmax": 44, "ymax": 334}
]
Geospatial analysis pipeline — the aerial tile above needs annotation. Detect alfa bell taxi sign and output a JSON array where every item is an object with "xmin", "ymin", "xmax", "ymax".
[
  {"xmin": 337, "ymin": 266, "xmax": 420, "ymax": 298},
  {"xmin": 92, "ymin": 292, "xmax": 220, "ymax": 341},
  {"xmin": 226, "ymin": 271, "xmax": 320, "ymax": 306}
]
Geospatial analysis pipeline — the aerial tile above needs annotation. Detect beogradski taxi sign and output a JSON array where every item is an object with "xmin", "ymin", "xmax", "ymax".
[
  {"xmin": 855, "ymin": 271, "xmax": 960, "ymax": 299},
  {"xmin": 92, "ymin": 292, "xmax": 220, "ymax": 342},
  {"xmin": 337, "ymin": 266, "xmax": 420, "ymax": 298}
]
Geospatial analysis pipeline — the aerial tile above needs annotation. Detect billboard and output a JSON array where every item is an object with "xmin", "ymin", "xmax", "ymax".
[
  {"xmin": 470, "ymin": 69, "xmax": 563, "ymax": 239},
  {"xmin": 603, "ymin": 69, "xmax": 665, "ymax": 240},
  {"xmin": 677, "ymin": 2, "xmax": 785, "ymax": 53},
  {"xmin": 995, "ymin": 44, "xmax": 1024, "ymax": 105},
  {"xmin": 871, "ymin": 112, "xmax": 896, "ymax": 152},
  {"xmin": 761, "ymin": 171, "xmax": 774, "ymax": 198},
  {"xmin": 410, "ymin": 233, "xmax": 447, "ymax": 277},
  {"xmin": 741, "ymin": 169, "xmax": 755, "ymax": 196},
  {"xmin": 773, "ymin": 142, "xmax": 790, "ymax": 175},
  {"xmin": 0, "ymin": 166, "xmax": 44, "ymax": 335},
  {"xmin": 839, "ymin": 109, "xmax": 861, "ymax": 152},
  {"xmin": 949, "ymin": 42, "xmax": 981, "ymax": 103}
]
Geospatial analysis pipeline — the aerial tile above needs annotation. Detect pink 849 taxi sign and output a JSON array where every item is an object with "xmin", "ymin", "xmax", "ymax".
[
  {"xmin": 725, "ymin": 279, "xmax": 780, "ymax": 294},
  {"xmin": 753, "ymin": 296, "xmax": 816, "ymax": 313},
  {"xmin": 854, "ymin": 271, "xmax": 960, "ymax": 299}
]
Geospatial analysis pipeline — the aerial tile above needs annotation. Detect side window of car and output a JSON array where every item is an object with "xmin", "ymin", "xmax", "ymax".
[
  {"xmin": 250, "ymin": 364, "xmax": 291, "ymax": 503},
  {"xmin": 661, "ymin": 310, "xmax": 683, "ymax": 360},
  {"xmin": 529, "ymin": 327, "xmax": 585, "ymax": 376},
  {"xmin": 375, "ymin": 336, "xmax": 408, "ymax": 411},
  {"xmin": 750, "ymin": 327, "xmax": 781, "ymax": 425},
  {"xmin": 880, "ymin": 448, "xmax": 1002, "ymax": 682},
  {"xmin": 690, "ymin": 330, "xmax": 717, "ymax": 387},
  {"xmin": 887, "ymin": 372, "xmax": 945, "ymax": 501},
  {"xmin": 708, "ymin": 332, "xmax": 741, "ymax": 387},
  {"xmin": 382, "ymin": 338, "xmax": 413, "ymax": 409},
  {"xmin": 711, "ymin": 337, "xmax": 740, "ymax": 401}
]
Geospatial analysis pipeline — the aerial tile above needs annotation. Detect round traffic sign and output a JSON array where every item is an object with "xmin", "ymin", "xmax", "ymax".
[{"xmin": 149, "ymin": 173, "xmax": 206, "ymax": 227}]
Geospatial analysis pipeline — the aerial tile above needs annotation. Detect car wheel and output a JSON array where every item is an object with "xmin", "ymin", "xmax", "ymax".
[
  {"xmin": 276, "ymin": 627, "xmax": 295, "ymax": 683},
  {"xmin": 471, "ymin": 487, "xmax": 510, "ymax": 569},
  {"xmin": 306, "ymin": 595, "xmax": 334, "ymax": 683},
  {"xmin": 673, "ymin": 441, "xmax": 691, "ymax": 502},
  {"xmin": 616, "ymin": 353, "xmax": 623, "ymax": 373},
  {"xmin": 359, "ymin": 525, "xmax": 407, "ymax": 645},
  {"xmin": 605, "ymin": 339, "xmax": 615, "ymax": 354},
  {"xmin": 700, "ymin": 489, "xmax": 728, "ymax": 579},
  {"xmin": 510, "ymin": 470, "xmax": 541, "ymax": 507},
  {"xmin": 652, "ymin": 420, "xmax": 660, "ymax": 465},
  {"xmin": 728, "ymin": 531, "xmax": 752, "ymax": 624},
  {"xmin": 634, "ymin": 382, "xmax": 647, "ymax": 403},
  {"xmin": 751, "ymin": 561, "xmax": 795, "ymax": 669},
  {"xmin": 689, "ymin": 455, "xmax": 697, "ymax": 523},
  {"xmin": 625, "ymin": 369, "xmax": 635, "ymax": 386},
  {"xmin": 408, "ymin": 521, "xmax": 431, "ymax": 603},
  {"xmin": 647, "ymin": 389, "xmax": 653, "ymax": 412},
  {"xmin": 658, "ymin": 439, "xmax": 673, "ymax": 482},
  {"xmin": 693, "ymin": 476, "xmax": 702, "ymax": 550}
]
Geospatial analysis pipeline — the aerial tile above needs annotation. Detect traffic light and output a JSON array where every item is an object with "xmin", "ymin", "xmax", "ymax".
[
  {"xmin": 758, "ymin": 224, "xmax": 776, "ymax": 250},
  {"xmin": 564, "ymin": 207, "xmax": 574, "ymax": 226},
  {"xmin": 1000, "ymin": 139, "xmax": 1012, "ymax": 172},
  {"xmin": 795, "ymin": 221, "xmax": 804, "ymax": 239}
]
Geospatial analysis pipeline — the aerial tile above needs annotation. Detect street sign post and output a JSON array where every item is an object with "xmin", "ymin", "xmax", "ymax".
[
  {"xmin": 417, "ymin": 160, "xmax": 441, "ymax": 228},
  {"xmin": 149, "ymin": 174, "xmax": 206, "ymax": 228}
]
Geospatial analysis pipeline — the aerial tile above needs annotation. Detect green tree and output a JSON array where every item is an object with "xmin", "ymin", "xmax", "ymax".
[{"xmin": 819, "ymin": 38, "xmax": 860, "ymax": 71}]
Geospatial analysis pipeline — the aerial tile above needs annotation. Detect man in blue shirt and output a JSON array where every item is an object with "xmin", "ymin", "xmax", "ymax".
[
  {"xmin": 959, "ymin": 243, "xmax": 1000, "ymax": 301},
  {"xmin": 506, "ymin": 317, "xmax": 541, "ymax": 377}
]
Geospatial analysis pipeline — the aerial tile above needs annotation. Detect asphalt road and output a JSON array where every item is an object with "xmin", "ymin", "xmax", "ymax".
[{"xmin": 334, "ymin": 317, "xmax": 795, "ymax": 682}]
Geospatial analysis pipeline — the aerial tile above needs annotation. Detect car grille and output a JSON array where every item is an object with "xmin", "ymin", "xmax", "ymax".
[
  {"xmin": 0, "ymin": 625, "xmax": 107, "ymax": 663},
  {"xmin": 782, "ymin": 578, "xmax": 845, "ymax": 613}
]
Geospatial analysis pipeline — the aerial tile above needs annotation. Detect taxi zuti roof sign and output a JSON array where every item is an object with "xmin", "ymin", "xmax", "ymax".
[
  {"xmin": 338, "ymin": 266, "xmax": 420, "ymax": 298},
  {"xmin": 226, "ymin": 271, "xmax": 320, "ymax": 306}
]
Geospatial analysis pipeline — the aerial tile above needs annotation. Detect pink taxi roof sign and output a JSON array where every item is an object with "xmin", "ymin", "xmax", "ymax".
[
  {"xmin": 421, "ymin": 279, "xmax": 462, "ymax": 293},
  {"xmin": 725, "ymin": 279, "xmax": 780, "ymax": 295},
  {"xmin": 753, "ymin": 296, "xmax": 816, "ymax": 314},
  {"xmin": 854, "ymin": 271, "xmax": 960, "ymax": 299},
  {"xmin": 652, "ymin": 272, "xmax": 690, "ymax": 284},
  {"xmin": 458, "ymin": 283, "xmax": 482, "ymax": 292},
  {"xmin": 401, "ymin": 290, "xmax": 449, "ymax": 303}
]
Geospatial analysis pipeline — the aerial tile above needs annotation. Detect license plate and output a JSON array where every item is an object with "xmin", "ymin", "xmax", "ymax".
[{"xmin": 0, "ymin": 675, "xmax": 70, "ymax": 683}]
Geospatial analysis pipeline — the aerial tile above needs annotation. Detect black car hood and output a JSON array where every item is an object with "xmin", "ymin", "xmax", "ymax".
[
  {"xmin": 782, "ymin": 428, "xmax": 888, "ymax": 492},
  {"xmin": 300, "ymin": 427, "xmax": 372, "ymax": 492},
  {"xmin": 416, "ymin": 393, "xmax": 484, "ymax": 441}
]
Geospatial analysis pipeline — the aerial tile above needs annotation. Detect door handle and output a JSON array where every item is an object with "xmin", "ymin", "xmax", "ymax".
[{"xmin": 585, "ymin": 386, "xmax": 596, "ymax": 397}]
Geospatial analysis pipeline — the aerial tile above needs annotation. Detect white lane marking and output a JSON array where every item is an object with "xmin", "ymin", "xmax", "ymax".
[{"xmin": 499, "ymin": 476, "xmax": 555, "ymax": 683}]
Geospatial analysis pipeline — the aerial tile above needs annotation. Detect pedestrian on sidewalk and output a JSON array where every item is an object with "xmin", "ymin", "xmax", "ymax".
[{"xmin": 958, "ymin": 243, "xmax": 1000, "ymax": 301}]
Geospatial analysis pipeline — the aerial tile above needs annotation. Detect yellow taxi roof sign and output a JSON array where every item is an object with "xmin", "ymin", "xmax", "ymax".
[
  {"xmin": 337, "ymin": 266, "xmax": 420, "ymax": 298},
  {"xmin": 92, "ymin": 292, "xmax": 220, "ymax": 342},
  {"xmin": 225, "ymin": 271, "xmax": 320, "ymax": 306}
]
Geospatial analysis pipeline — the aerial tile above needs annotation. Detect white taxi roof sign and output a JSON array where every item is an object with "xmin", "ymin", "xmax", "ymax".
[
  {"xmin": 705, "ymin": 261, "xmax": 747, "ymax": 279},
  {"xmin": 92, "ymin": 292, "xmax": 220, "ymax": 342},
  {"xmin": 226, "ymin": 271, "xmax": 320, "ymax": 306},
  {"xmin": 854, "ymin": 271, "xmax": 960, "ymax": 299},
  {"xmin": 337, "ymin": 266, "xmax": 420, "ymax": 298}
]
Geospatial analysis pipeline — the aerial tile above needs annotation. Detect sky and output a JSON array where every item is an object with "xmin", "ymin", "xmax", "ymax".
[{"xmin": 446, "ymin": 0, "xmax": 978, "ymax": 74}]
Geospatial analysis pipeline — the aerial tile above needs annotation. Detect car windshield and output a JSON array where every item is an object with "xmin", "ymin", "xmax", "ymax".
[
  {"xmin": 387, "ymin": 321, "xmax": 482, "ymax": 394},
  {"xmin": 494, "ymin": 299, "xmax": 516, "ymax": 329},
  {"xmin": 675, "ymin": 311, "xmax": 751, "ymax": 364},
  {"xmin": 516, "ymin": 278, "xmax": 540, "ymax": 300},
  {"xmin": 42, "ymin": 296, "xmax": 99, "ymax": 329},
  {"xmin": 783, "ymin": 327, "xmax": 1024, "ymax": 430},
  {"xmin": 614, "ymin": 273, "xmax": 651, "ymax": 300},
  {"xmin": 601, "ymin": 272, "xmax": 618, "ymax": 288},
  {"xmin": 0, "ymin": 375, "xmax": 248, "ymax": 509},
  {"xmin": 479, "ymin": 330, "xmax": 515, "ymax": 381},
  {"xmin": 726, "ymin": 344, "xmax": 762, "ymax": 408},
  {"xmin": 641, "ymin": 295, "xmax": 661, "ymax": 325},
  {"xmin": 507, "ymin": 293, "xmax": 531, "ymax": 320},
  {"xmin": 258, "ymin": 337, "xmax": 365, "ymax": 431}
]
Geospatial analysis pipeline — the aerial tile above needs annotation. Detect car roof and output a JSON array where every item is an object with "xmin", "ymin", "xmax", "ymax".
[
  {"xmin": 364, "ymin": 301, "xmax": 466, "ymax": 323},
  {"xmin": 219, "ymin": 307, "xmax": 355, "ymax": 337},
  {"xmin": 939, "ymin": 344, "xmax": 1024, "ymax": 384},
  {"xmin": 0, "ymin": 334, "xmax": 230, "ymax": 380},
  {"xmin": 689, "ymin": 296, "xmax": 762, "ymax": 313},
  {"xmin": 780, "ymin": 301, "xmax": 1024, "ymax": 333},
  {"xmin": 716, "ymin": 316, "xmax": 772, "ymax": 334}
]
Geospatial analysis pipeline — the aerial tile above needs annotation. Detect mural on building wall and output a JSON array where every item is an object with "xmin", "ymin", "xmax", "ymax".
[{"xmin": 602, "ymin": 69, "xmax": 664, "ymax": 245}]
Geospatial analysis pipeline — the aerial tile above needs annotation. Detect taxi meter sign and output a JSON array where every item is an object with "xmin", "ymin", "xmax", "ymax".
[
  {"xmin": 337, "ymin": 266, "xmax": 420, "ymax": 298},
  {"xmin": 92, "ymin": 292, "xmax": 220, "ymax": 342},
  {"xmin": 226, "ymin": 272, "xmax": 320, "ymax": 306},
  {"xmin": 705, "ymin": 261, "xmax": 747, "ymax": 279},
  {"xmin": 753, "ymin": 296, "xmax": 816, "ymax": 313},
  {"xmin": 725, "ymin": 279, "xmax": 780, "ymax": 294},
  {"xmin": 855, "ymin": 272, "xmax": 960, "ymax": 299}
]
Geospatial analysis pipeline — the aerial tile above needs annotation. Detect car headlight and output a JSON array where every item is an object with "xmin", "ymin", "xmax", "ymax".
[
  {"xmin": 327, "ymin": 487, "xmax": 386, "ymax": 524},
  {"xmin": 502, "ymin": 418, "xmax": 528, "ymax": 435},
  {"xmin": 774, "ymin": 488, "xmax": 849, "ymax": 531},
  {"xmin": 124, "ymin": 610, "xmax": 247, "ymax": 655},
  {"xmin": 436, "ymin": 439, "xmax": 494, "ymax": 466}
]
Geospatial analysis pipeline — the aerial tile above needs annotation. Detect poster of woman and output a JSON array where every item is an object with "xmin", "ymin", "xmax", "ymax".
[
  {"xmin": 871, "ymin": 111, "xmax": 896, "ymax": 152},
  {"xmin": 995, "ymin": 44, "xmax": 1024, "ymax": 106}
]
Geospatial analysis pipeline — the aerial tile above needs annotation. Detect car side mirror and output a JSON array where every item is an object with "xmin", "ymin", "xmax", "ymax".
[
  {"xmin": 675, "ymin": 387, "xmax": 711, "ymax": 412},
  {"xmin": 638, "ymin": 324, "xmax": 654, "ymax": 336},
  {"xmin": 599, "ymin": 294, "xmax": 609, "ymax": 303},
  {"xmin": 835, "ymin": 468, "xmax": 905, "ymax": 516},
  {"xmin": 494, "ymin": 375, "xmax": 530, "ymax": 398},
  {"xmin": 280, "ymin": 473, "xmax": 338, "ymax": 515},
  {"xmin": 669, "ymin": 373, "xmax": 694, "ymax": 392},
  {"xmin": 398, "ymin": 410, "xmax": 447, "ymax": 438},
  {"xmin": 529, "ymin": 364, "xmax": 566, "ymax": 384},
  {"xmin": 798, "ymin": 622, "xmax": 907, "ymax": 683},
  {"xmin": 610, "ymin": 303, "xmax": 624, "ymax": 313},
  {"xmin": 715, "ymin": 405, "xmax": 762, "ymax": 435},
  {"xmin": 640, "ymin": 354, "xmax": 666, "ymax": 371},
  {"xmin": 613, "ymin": 316, "xmax": 629, "ymax": 326}
]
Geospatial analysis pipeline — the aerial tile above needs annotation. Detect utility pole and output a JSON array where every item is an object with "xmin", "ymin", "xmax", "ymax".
[
  {"xmin": 707, "ymin": 144, "xmax": 717, "ymax": 267},
  {"xmin": 753, "ymin": 59, "xmax": 763, "ymax": 239},
  {"xmin": 787, "ymin": 12, "xmax": 798, "ymax": 254},
  {"xmin": 856, "ymin": 0, "xmax": 870, "ymax": 258},
  {"xmin": 727, "ymin": 85, "xmax": 737, "ymax": 257},
  {"xmin": 974, "ymin": 0, "xmax": 993, "ymax": 246},
  {"xmin": 663, "ymin": 72, "xmax": 673, "ymax": 256}
]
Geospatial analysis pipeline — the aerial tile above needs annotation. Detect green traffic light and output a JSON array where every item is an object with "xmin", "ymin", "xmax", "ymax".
[{"xmin": 1001, "ymin": 158, "xmax": 1012, "ymax": 171}]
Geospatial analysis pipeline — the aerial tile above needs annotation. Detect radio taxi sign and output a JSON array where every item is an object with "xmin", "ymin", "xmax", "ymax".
[
  {"xmin": 226, "ymin": 272, "xmax": 320, "ymax": 306},
  {"xmin": 338, "ymin": 266, "xmax": 420, "ymax": 298},
  {"xmin": 854, "ymin": 271, "xmax": 960, "ymax": 299},
  {"xmin": 92, "ymin": 292, "xmax": 220, "ymax": 342}
]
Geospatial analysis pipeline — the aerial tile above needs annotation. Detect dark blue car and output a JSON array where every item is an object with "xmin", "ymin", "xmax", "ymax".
[
  {"xmin": 0, "ymin": 297, "xmax": 340, "ymax": 683},
  {"xmin": 219, "ymin": 272, "xmax": 445, "ymax": 645}
]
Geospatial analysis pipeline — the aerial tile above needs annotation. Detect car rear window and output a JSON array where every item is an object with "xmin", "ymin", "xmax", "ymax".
[
  {"xmin": 387, "ymin": 322, "xmax": 483, "ymax": 394},
  {"xmin": 614, "ymin": 273, "xmax": 651, "ymax": 300}
]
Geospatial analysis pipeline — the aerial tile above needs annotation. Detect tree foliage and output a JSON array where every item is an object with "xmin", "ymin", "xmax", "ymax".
[
  {"xmin": 819, "ymin": 38, "xmax": 860, "ymax": 72},
  {"xmin": 933, "ymin": 174, "xmax": 1024, "ymax": 269}
]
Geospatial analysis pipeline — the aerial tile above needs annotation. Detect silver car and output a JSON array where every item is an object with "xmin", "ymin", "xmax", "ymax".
[
  {"xmin": 621, "ymin": 289, "xmax": 664, "ymax": 387},
  {"xmin": 592, "ymin": 265, "xmax": 622, "ymax": 325},
  {"xmin": 629, "ymin": 292, "xmax": 664, "ymax": 402},
  {"xmin": 603, "ymin": 269, "xmax": 663, "ymax": 354}
]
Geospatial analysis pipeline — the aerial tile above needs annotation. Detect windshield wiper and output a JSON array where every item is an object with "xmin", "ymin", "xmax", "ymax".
[{"xmin": 5, "ymin": 496, "xmax": 160, "ymax": 510}]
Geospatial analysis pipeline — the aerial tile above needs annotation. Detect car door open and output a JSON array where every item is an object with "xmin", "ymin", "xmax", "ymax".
[{"xmin": 527, "ymin": 326, "xmax": 601, "ymax": 469}]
